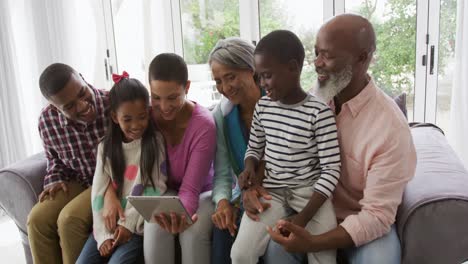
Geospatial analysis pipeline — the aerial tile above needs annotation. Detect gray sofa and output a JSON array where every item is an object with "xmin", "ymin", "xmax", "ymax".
[
  {"xmin": 1, "ymin": 126, "xmax": 468, "ymax": 264},
  {"xmin": 0, "ymin": 152, "xmax": 45, "ymax": 264}
]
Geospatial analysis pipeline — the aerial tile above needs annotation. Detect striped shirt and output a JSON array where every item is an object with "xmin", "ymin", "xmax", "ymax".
[
  {"xmin": 245, "ymin": 94, "xmax": 341, "ymax": 198},
  {"xmin": 38, "ymin": 87, "xmax": 109, "ymax": 189}
]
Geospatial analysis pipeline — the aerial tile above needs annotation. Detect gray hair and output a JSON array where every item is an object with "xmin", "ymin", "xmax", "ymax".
[{"xmin": 208, "ymin": 37, "xmax": 255, "ymax": 72}]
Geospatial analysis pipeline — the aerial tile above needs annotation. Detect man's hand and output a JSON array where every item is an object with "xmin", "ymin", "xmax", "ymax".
[
  {"xmin": 103, "ymin": 183, "xmax": 125, "ymax": 232},
  {"xmin": 267, "ymin": 219, "xmax": 315, "ymax": 253},
  {"xmin": 280, "ymin": 213, "xmax": 309, "ymax": 237},
  {"xmin": 211, "ymin": 199, "xmax": 238, "ymax": 236},
  {"xmin": 99, "ymin": 239, "xmax": 114, "ymax": 257},
  {"xmin": 154, "ymin": 212, "xmax": 198, "ymax": 234},
  {"xmin": 112, "ymin": 225, "xmax": 132, "ymax": 248},
  {"xmin": 242, "ymin": 185, "xmax": 272, "ymax": 221},
  {"xmin": 38, "ymin": 182, "xmax": 68, "ymax": 202}
]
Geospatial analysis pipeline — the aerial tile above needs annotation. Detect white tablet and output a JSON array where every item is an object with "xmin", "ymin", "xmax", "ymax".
[{"xmin": 127, "ymin": 196, "xmax": 193, "ymax": 225}]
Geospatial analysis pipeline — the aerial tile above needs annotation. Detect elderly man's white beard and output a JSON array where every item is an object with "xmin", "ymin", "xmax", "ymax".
[{"xmin": 312, "ymin": 65, "xmax": 353, "ymax": 103}]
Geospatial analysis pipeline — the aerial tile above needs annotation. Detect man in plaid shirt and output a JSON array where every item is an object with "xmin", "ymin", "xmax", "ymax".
[{"xmin": 27, "ymin": 63, "xmax": 109, "ymax": 264}]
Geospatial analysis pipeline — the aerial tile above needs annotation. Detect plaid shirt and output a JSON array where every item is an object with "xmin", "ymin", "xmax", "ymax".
[{"xmin": 38, "ymin": 87, "xmax": 109, "ymax": 189}]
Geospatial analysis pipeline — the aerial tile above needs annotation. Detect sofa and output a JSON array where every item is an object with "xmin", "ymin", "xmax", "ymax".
[{"xmin": 1, "ymin": 125, "xmax": 468, "ymax": 264}]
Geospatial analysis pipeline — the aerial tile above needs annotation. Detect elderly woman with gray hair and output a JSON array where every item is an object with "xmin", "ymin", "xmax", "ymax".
[{"xmin": 208, "ymin": 37, "xmax": 264, "ymax": 263}]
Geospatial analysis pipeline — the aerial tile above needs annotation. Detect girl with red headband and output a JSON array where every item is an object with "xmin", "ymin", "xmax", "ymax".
[{"xmin": 77, "ymin": 72, "xmax": 167, "ymax": 264}]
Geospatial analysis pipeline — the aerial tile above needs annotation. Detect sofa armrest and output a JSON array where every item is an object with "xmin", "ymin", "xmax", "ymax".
[
  {"xmin": 397, "ymin": 126, "xmax": 468, "ymax": 264},
  {"xmin": 0, "ymin": 153, "xmax": 46, "ymax": 234}
]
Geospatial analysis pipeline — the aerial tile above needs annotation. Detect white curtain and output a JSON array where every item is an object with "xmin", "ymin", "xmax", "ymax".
[
  {"xmin": 448, "ymin": 0, "xmax": 468, "ymax": 168},
  {"xmin": 110, "ymin": 0, "xmax": 175, "ymax": 83},
  {"xmin": 0, "ymin": 0, "xmax": 27, "ymax": 168},
  {"xmin": 0, "ymin": 0, "xmax": 108, "ymax": 168}
]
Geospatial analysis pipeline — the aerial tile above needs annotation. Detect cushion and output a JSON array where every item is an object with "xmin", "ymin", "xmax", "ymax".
[{"xmin": 393, "ymin": 92, "xmax": 407, "ymax": 119}]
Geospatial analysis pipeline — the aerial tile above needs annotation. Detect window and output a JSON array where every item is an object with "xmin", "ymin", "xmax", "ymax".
[
  {"xmin": 436, "ymin": 0, "xmax": 457, "ymax": 133},
  {"xmin": 259, "ymin": 0, "xmax": 324, "ymax": 91},
  {"xmin": 103, "ymin": 0, "xmax": 458, "ymax": 123},
  {"xmin": 111, "ymin": 0, "xmax": 147, "ymax": 83},
  {"xmin": 109, "ymin": 0, "xmax": 175, "ymax": 87},
  {"xmin": 345, "ymin": 0, "xmax": 417, "ymax": 121},
  {"xmin": 180, "ymin": 0, "xmax": 241, "ymax": 106}
]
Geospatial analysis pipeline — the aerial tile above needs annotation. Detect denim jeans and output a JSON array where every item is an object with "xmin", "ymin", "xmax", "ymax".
[
  {"xmin": 264, "ymin": 225, "xmax": 401, "ymax": 264},
  {"xmin": 211, "ymin": 226, "xmax": 237, "ymax": 264},
  {"xmin": 76, "ymin": 233, "xmax": 143, "ymax": 264},
  {"xmin": 340, "ymin": 225, "xmax": 401, "ymax": 264},
  {"xmin": 263, "ymin": 239, "xmax": 306, "ymax": 264}
]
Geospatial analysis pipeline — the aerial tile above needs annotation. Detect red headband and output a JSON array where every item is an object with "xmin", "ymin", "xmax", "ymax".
[{"xmin": 112, "ymin": 71, "xmax": 129, "ymax": 84}]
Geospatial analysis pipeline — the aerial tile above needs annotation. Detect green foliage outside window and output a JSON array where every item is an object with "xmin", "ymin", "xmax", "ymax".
[
  {"xmin": 181, "ymin": 0, "xmax": 240, "ymax": 65},
  {"xmin": 181, "ymin": 0, "xmax": 456, "ymax": 96}
]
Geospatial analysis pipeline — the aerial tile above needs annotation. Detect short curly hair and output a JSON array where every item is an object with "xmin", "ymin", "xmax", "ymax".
[{"xmin": 254, "ymin": 30, "xmax": 305, "ymax": 70}]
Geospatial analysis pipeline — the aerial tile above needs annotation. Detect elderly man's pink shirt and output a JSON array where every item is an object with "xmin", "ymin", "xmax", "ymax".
[{"xmin": 330, "ymin": 79, "xmax": 417, "ymax": 246}]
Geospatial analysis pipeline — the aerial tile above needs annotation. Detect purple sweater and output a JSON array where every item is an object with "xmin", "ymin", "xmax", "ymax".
[{"xmin": 166, "ymin": 103, "xmax": 216, "ymax": 215}]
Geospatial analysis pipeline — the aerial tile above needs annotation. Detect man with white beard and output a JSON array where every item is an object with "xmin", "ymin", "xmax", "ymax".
[
  {"xmin": 242, "ymin": 14, "xmax": 417, "ymax": 264},
  {"xmin": 312, "ymin": 64, "xmax": 353, "ymax": 104}
]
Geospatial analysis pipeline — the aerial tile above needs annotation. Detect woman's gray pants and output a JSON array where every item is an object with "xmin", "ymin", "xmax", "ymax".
[{"xmin": 144, "ymin": 191, "xmax": 214, "ymax": 264}]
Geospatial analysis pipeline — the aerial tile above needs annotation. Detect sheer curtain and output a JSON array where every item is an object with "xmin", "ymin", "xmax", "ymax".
[
  {"xmin": 111, "ymin": 0, "xmax": 175, "ymax": 83},
  {"xmin": 0, "ymin": 0, "xmax": 27, "ymax": 168},
  {"xmin": 448, "ymin": 0, "xmax": 468, "ymax": 168},
  {"xmin": 0, "ymin": 0, "xmax": 108, "ymax": 168}
]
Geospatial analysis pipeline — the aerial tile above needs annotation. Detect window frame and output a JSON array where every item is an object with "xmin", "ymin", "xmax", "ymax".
[{"xmin": 102, "ymin": 0, "xmax": 448, "ymax": 122}]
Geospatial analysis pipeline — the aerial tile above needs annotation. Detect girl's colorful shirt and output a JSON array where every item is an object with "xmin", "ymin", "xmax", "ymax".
[{"xmin": 91, "ymin": 132, "xmax": 167, "ymax": 248}]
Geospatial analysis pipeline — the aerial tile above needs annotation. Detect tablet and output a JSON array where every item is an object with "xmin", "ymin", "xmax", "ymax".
[{"xmin": 127, "ymin": 196, "xmax": 193, "ymax": 225}]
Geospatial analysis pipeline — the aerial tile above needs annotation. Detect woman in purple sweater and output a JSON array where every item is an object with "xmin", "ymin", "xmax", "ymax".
[{"xmin": 143, "ymin": 53, "xmax": 216, "ymax": 264}]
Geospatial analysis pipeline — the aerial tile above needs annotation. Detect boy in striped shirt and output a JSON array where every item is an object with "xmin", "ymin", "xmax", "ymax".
[{"xmin": 230, "ymin": 30, "xmax": 341, "ymax": 264}]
